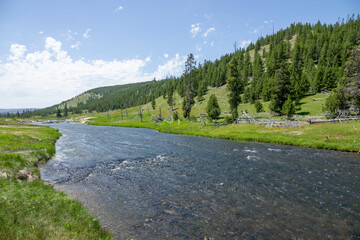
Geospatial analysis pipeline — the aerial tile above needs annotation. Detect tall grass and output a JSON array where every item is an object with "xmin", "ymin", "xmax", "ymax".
[{"xmin": 0, "ymin": 119, "xmax": 112, "ymax": 239}]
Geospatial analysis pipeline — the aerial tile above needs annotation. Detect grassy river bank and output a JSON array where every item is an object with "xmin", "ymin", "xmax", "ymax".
[
  {"xmin": 86, "ymin": 115, "xmax": 360, "ymax": 153},
  {"xmin": 0, "ymin": 119, "xmax": 112, "ymax": 240}
]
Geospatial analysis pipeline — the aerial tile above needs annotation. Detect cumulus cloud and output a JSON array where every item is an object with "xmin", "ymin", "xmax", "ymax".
[
  {"xmin": 240, "ymin": 40, "xmax": 251, "ymax": 48},
  {"xmin": 264, "ymin": 20, "xmax": 273, "ymax": 24},
  {"xmin": 83, "ymin": 28, "xmax": 91, "ymax": 38},
  {"xmin": 70, "ymin": 41, "xmax": 81, "ymax": 49},
  {"xmin": 115, "ymin": 6, "xmax": 123, "ymax": 12},
  {"xmin": 163, "ymin": 53, "xmax": 169, "ymax": 59},
  {"xmin": 190, "ymin": 23, "xmax": 201, "ymax": 38},
  {"xmin": 203, "ymin": 27, "xmax": 215, "ymax": 38},
  {"xmin": 8, "ymin": 44, "xmax": 27, "ymax": 61},
  {"xmin": 0, "ymin": 37, "xmax": 183, "ymax": 108},
  {"xmin": 210, "ymin": 41, "xmax": 215, "ymax": 47},
  {"xmin": 152, "ymin": 54, "xmax": 186, "ymax": 79}
]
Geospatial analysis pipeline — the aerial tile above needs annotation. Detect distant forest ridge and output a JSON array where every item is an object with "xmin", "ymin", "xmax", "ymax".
[
  {"xmin": 0, "ymin": 109, "xmax": 38, "ymax": 114},
  {"xmin": 6, "ymin": 14, "xmax": 360, "ymax": 118}
]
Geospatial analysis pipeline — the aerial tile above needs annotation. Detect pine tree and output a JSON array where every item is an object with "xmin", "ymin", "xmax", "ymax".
[
  {"xmin": 254, "ymin": 100, "xmax": 264, "ymax": 113},
  {"xmin": 226, "ymin": 57, "xmax": 243, "ymax": 120},
  {"xmin": 64, "ymin": 103, "xmax": 68, "ymax": 117},
  {"xmin": 206, "ymin": 94, "xmax": 221, "ymax": 119},
  {"xmin": 151, "ymin": 96, "xmax": 156, "ymax": 110},
  {"xmin": 183, "ymin": 53, "xmax": 196, "ymax": 119},
  {"xmin": 56, "ymin": 108, "xmax": 62, "ymax": 118},
  {"xmin": 281, "ymin": 95, "xmax": 296, "ymax": 119},
  {"xmin": 167, "ymin": 90, "xmax": 174, "ymax": 111},
  {"xmin": 269, "ymin": 65, "xmax": 291, "ymax": 113}
]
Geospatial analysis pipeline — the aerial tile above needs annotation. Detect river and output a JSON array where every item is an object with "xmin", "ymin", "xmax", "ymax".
[{"xmin": 41, "ymin": 122, "xmax": 360, "ymax": 239}]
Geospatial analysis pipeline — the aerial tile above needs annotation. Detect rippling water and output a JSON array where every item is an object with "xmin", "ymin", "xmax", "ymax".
[{"xmin": 41, "ymin": 122, "xmax": 360, "ymax": 239}]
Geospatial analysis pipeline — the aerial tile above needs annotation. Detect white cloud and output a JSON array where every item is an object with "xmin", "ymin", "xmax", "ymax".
[
  {"xmin": 0, "ymin": 37, "xmax": 186, "ymax": 108},
  {"xmin": 8, "ymin": 44, "xmax": 27, "ymax": 61},
  {"xmin": 252, "ymin": 28, "xmax": 259, "ymax": 34},
  {"xmin": 196, "ymin": 44, "xmax": 202, "ymax": 52},
  {"xmin": 204, "ymin": 13, "xmax": 212, "ymax": 20},
  {"xmin": 115, "ymin": 6, "xmax": 123, "ymax": 12},
  {"xmin": 210, "ymin": 41, "xmax": 215, "ymax": 47},
  {"xmin": 190, "ymin": 23, "xmax": 201, "ymax": 38},
  {"xmin": 45, "ymin": 37, "xmax": 61, "ymax": 52},
  {"xmin": 264, "ymin": 20, "xmax": 273, "ymax": 24},
  {"xmin": 153, "ymin": 54, "xmax": 186, "ymax": 79},
  {"xmin": 163, "ymin": 53, "xmax": 169, "ymax": 59},
  {"xmin": 39, "ymin": 31, "xmax": 43, "ymax": 34},
  {"xmin": 83, "ymin": 28, "xmax": 91, "ymax": 38},
  {"xmin": 70, "ymin": 41, "xmax": 81, "ymax": 49},
  {"xmin": 66, "ymin": 30, "xmax": 74, "ymax": 40},
  {"xmin": 203, "ymin": 27, "xmax": 215, "ymax": 38},
  {"xmin": 240, "ymin": 40, "xmax": 251, "ymax": 48}
]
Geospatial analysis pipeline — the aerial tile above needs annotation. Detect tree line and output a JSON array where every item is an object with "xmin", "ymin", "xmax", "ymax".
[{"xmin": 4, "ymin": 15, "xmax": 359, "ymax": 119}]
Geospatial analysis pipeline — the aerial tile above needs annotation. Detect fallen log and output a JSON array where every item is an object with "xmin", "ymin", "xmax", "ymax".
[{"xmin": 307, "ymin": 117, "xmax": 360, "ymax": 124}]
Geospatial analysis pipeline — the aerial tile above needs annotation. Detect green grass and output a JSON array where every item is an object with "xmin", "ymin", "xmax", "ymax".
[
  {"xmin": 76, "ymin": 86, "xmax": 359, "ymax": 153},
  {"xmin": 0, "ymin": 119, "xmax": 112, "ymax": 239},
  {"xmin": 296, "ymin": 93, "xmax": 329, "ymax": 116}
]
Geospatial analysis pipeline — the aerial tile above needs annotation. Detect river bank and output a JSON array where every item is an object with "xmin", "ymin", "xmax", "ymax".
[
  {"xmin": 85, "ymin": 115, "xmax": 360, "ymax": 153},
  {"xmin": 38, "ymin": 121, "xmax": 360, "ymax": 239},
  {"xmin": 0, "ymin": 119, "xmax": 112, "ymax": 239}
]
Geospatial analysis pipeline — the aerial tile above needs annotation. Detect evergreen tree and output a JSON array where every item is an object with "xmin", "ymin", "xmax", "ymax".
[
  {"xmin": 151, "ymin": 96, "xmax": 156, "ymax": 110},
  {"xmin": 226, "ymin": 57, "xmax": 243, "ymax": 119},
  {"xmin": 197, "ymin": 81, "xmax": 207, "ymax": 101},
  {"xmin": 323, "ymin": 65, "xmax": 338, "ymax": 90},
  {"xmin": 269, "ymin": 65, "xmax": 291, "ymax": 113},
  {"xmin": 56, "ymin": 108, "xmax": 62, "ymax": 118},
  {"xmin": 167, "ymin": 90, "xmax": 174, "ymax": 111},
  {"xmin": 64, "ymin": 103, "xmax": 68, "ymax": 117},
  {"xmin": 254, "ymin": 100, "xmax": 264, "ymax": 113},
  {"xmin": 281, "ymin": 95, "xmax": 296, "ymax": 119},
  {"xmin": 206, "ymin": 94, "xmax": 221, "ymax": 119},
  {"xmin": 183, "ymin": 53, "xmax": 196, "ymax": 119}
]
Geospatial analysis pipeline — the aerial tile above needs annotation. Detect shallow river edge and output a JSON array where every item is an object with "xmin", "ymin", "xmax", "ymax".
[{"xmin": 86, "ymin": 118, "xmax": 360, "ymax": 153}]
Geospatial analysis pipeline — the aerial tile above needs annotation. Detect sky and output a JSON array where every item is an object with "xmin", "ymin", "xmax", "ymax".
[{"xmin": 0, "ymin": 0, "xmax": 359, "ymax": 108}]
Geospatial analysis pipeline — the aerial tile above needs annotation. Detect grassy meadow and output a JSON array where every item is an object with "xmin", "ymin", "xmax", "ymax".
[
  {"xmin": 76, "ymin": 86, "xmax": 359, "ymax": 153},
  {"xmin": 0, "ymin": 119, "xmax": 112, "ymax": 240}
]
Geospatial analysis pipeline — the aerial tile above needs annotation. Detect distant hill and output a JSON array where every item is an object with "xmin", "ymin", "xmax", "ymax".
[
  {"xmin": 23, "ymin": 15, "xmax": 360, "ymax": 118},
  {"xmin": 0, "ymin": 109, "xmax": 38, "ymax": 114}
]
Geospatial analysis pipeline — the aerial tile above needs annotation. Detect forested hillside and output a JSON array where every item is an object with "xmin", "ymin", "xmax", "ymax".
[{"xmin": 9, "ymin": 15, "xmax": 359, "ymax": 118}]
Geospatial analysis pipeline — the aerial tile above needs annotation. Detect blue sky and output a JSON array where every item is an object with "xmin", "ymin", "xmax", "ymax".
[{"xmin": 0, "ymin": 0, "xmax": 359, "ymax": 108}]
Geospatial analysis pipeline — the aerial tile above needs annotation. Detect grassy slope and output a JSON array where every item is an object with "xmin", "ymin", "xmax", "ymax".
[
  {"xmin": 79, "ymin": 86, "xmax": 359, "ymax": 153},
  {"xmin": 0, "ymin": 119, "xmax": 112, "ymax": 240}
]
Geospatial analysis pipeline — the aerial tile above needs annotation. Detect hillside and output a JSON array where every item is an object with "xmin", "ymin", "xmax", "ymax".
[{"xmin": 11, "ymin": 16, "xmax": 359, "ymax": 119}]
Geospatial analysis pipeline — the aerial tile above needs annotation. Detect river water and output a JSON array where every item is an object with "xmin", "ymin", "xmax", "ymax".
[{"xmin": 41, "ymin": 122, "xmax": 360, "ymax": 239}]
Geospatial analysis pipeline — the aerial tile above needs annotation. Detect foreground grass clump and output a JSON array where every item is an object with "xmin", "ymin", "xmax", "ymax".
[
  {"xmin": 0, "ymin": 179, "xmax": 111, "ymax": 240},
  {"xmin": 0, "ymin": 119, "xmax": 112, "ymax": 239}
]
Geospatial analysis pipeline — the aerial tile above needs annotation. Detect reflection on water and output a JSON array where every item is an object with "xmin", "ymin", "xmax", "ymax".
[{"xmin": 42, "ymin": 123, "xmax": 360, "ymax": 239}]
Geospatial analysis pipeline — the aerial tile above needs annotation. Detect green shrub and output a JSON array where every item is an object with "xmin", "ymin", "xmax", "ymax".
[
  {"xmin": 254, "ymin": 101, "xmax": 264, "ymax": 113},
  {"xmin": 173, "ymin": 111, "xmax": 179, "ymax": 121},
  {"xmin": 206, "ymin": 94, "xmax": 221, "ymax": 119}
]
